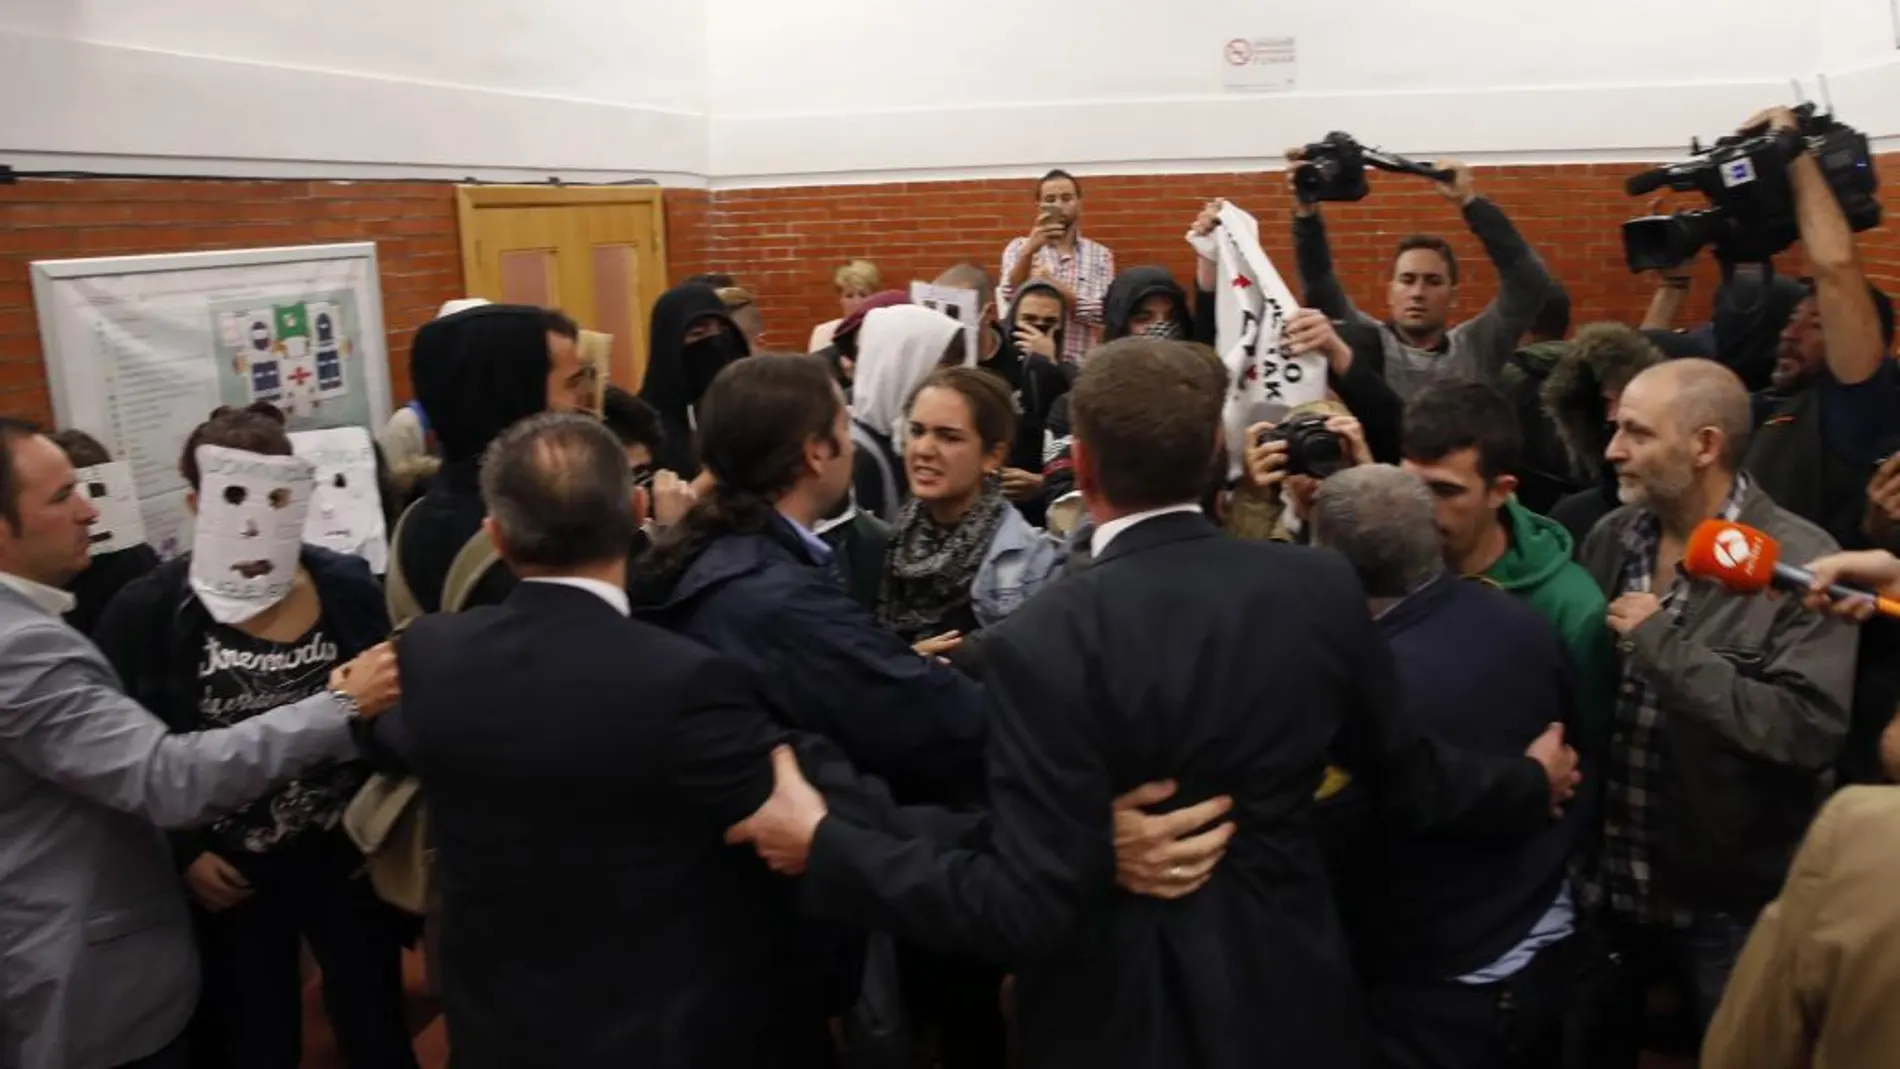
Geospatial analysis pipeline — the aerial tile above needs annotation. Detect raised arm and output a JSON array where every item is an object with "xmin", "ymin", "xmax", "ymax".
[
  {"xmin": 1291, "ymin": 212, "xmax": 1367, "ymax": 325},
  {"xmin": 1444, "ymin": 163, "xmax": 1555, "ymax": 378}
]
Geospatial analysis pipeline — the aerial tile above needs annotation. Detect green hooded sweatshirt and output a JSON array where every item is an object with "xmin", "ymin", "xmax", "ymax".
[{"xmin": 1476, "ymin": 498, "xmax": 1616, "ymax": 760}]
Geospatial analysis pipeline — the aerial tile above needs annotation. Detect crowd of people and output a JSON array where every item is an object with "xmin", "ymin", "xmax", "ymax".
[{"xmin": 6, "ymin": 100, "xmax": 1900, "ymax": 1069}]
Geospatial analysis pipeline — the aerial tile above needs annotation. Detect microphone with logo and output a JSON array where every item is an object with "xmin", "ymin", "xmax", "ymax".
[{"xmin": 1682, "ymin": 519, "xmax": 1900, "ymax": 619}]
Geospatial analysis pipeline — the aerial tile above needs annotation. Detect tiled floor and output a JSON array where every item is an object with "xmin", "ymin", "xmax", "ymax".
[{"xmin": 298, "ymin": 953, "xmax": 1697, "ymax": 1069}]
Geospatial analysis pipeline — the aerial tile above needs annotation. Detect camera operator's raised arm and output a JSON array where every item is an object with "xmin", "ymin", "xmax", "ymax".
[
  {"xmin": 1435, "ymin": 161, "xmax": 1557, "ymax": 380},
  {"xmin": 1285, "ymin": 147, "xmax": 1377, "ymax": 328},
  {"xmin": 1285, "ymin": 141, "xmax": 1555, "ymax": 399},
  {"xmin": 1766, "ymin": 106, "xmax": 1889, "ymax": 386}
]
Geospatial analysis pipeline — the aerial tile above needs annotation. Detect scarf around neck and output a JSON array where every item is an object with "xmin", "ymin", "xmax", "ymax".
[{"xmin": 876, "ymin": 484, "xmax": 1009, "ymax": 640}]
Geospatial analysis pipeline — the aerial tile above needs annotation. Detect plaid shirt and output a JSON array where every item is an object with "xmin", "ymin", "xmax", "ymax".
[
  {"xmin": 1000, "ymin": 233, "xmax": 1115, "ymax": 365},
  {"xmin": 1591, "ymin": 475, "xmax": 1750, "ymax": 927}
]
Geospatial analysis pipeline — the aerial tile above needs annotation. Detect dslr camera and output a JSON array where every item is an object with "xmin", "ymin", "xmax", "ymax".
[
  {"xmin": 1292, "ymin": 132, "xmax": 1455, "ymax": 205},
  {"xmin": 1260, "ymin": 413, "xmax": 1350, "ymax": 479},
  {"xmin": 1621, "ymin": 104, "xmax": 1880, "ymax": 272}
]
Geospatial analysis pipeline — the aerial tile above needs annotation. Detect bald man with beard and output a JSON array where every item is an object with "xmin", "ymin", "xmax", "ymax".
[{"xmin": 1574, "ymin": 358, "xmax": 1858, "ymax": 1066}]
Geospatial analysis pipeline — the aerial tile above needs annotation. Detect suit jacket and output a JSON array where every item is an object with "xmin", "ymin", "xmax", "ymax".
[
  {"xmin": 1704, "ymin": 786, "xmax": 1900, "ymax": 1069},
  {"xmin": 378, "ymin": 581, "xmax": 824, "ymax": 1068},
  {"xmin": 0, "ymin": 583, "xmax": 357, "ymax": 1069},
  {"xmin": 801, "ymin": 513, "xmax": 1551, "ymax": 1069}
]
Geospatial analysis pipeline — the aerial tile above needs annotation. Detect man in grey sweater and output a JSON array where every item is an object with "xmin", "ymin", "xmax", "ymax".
[{"xmin": 1287, "ymin": 155, "xmax": 1555, "ymax": 400}]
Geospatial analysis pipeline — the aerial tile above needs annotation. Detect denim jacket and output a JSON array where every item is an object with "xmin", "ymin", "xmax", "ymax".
[{"xmin": 971, "ymin": 506, "xmax": 1062, "ymax": 628}]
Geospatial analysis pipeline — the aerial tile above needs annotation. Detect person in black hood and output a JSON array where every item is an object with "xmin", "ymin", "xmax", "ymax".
[
  {"xmin": 397, "ymin": 304, "xmax": 588, "ymax": 615},
  {"xmin": 932, "ymin": 264, "xmax": 1072, "ymax": 526},
  {"xmin": 1104, "ymin": 265, "xmax": 1197, "ymax": 342},
  {"xmin": 1042, "ymin": 266, "xmax": 1210, "ymax": 513},
  {"xmin": 639, "ymin": 282, "xmax": 752, "ymax": 478}
]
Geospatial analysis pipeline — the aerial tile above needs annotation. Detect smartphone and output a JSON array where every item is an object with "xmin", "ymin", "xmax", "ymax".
[{"xmin": 1038, "ymin": 205, "xmax": 1063, "ymax": 228}]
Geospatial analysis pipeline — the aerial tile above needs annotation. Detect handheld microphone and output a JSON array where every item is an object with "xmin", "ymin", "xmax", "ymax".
[{"xmin": 1682, "ymin": 519, "xmax": 1900, "ymax": 619}]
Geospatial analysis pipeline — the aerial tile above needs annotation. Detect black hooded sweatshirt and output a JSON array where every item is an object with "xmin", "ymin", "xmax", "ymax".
[
  {"xmin": 986, "ymin": 281, "xmax": 1074, "ymax": 525},
  {"xmin": 398, "ymin": 304, "xmax": 551, "ymax": 613},
  {"xmin": 639, "ymin": 283, "xmax": 749, "ymax": 479},
  {"xmin": 1103, "ymin": 266, "xmax": 1196, "ymax": 344},
  {"xmin": 1040, "ymin": 268, "xmax": 1201, "ymax": 506}
]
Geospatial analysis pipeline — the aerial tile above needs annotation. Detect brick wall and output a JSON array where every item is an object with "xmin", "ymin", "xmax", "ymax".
[
  {"xmin": 663, "ymin": 187, "xmax": 716, "ymax": 285},
  {"xmin": 0, "ymin": 179, "xmax": 469, "ymax": 425},
  {"xmin": 713, "ymin": 159, "xmax": 1900, "ymax": 354},
  {"xmin": 5, "ymin": 160, "xmax": 1898, "ymax": 429}
]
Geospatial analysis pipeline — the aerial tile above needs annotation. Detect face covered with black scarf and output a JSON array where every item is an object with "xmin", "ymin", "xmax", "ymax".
[
  {"xmin": 1104, "ymin": 266, "xmax": 1191, "ymax": 342},
  {"xmin": 640, "ymin": 283, "xmax": 751, "ymax": 423}
]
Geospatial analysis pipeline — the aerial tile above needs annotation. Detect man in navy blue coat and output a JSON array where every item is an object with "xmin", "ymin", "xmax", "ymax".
[{"xmin": 1310, "ymin": 464, "xmax": 1588, "ymax": 1069}]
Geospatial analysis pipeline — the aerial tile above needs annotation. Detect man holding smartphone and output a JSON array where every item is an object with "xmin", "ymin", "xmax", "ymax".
[{"xmin": 1000, "ymin": 169, "xmax": 1116, "ymax": 365}]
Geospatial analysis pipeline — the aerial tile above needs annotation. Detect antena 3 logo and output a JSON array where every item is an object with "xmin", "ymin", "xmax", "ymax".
[{"xmin": 1712, "ymin": 526, "xmax": 1756, "ymax": 571}]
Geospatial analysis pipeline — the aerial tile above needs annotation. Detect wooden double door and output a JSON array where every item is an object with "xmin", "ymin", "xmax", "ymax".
[{"xmin": 456, "ymin": 185, "xmax": 669, "ymax": 394}]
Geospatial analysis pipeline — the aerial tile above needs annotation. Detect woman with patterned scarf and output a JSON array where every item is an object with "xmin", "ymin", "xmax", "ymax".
[{"xmin": 876, "ymin": 367, "xmax": 1061, "ymax": 652}]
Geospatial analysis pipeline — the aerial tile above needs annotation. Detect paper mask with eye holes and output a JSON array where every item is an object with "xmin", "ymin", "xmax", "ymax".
[
  {"xmin": 73, "ymin": 461, "xmax": 148, "ymax": 557},
  {"xmin": 290, "ymin": 426, "xmax": 387, "ymax": 574},
  {"xmin": 188, "ymin": 445, "xmax": 314, "ymax": 624}
]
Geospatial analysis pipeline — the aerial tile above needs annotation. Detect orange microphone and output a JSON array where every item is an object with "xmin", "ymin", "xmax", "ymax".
[{"xmin": 1683, "ymin": 519, "xmax": 1900, "ymax": 619}]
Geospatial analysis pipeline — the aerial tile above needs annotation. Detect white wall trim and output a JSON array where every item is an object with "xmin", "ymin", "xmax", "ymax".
[
  {"xmin": 0, "ymin": 29, "xmax": 708, "ymax": 178},
  {"xmin": 0, "ymin": 151, "xmax": 707, "ymax": 188}
]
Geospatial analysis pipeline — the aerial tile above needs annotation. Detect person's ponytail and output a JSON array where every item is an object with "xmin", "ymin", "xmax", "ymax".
[
  {"xmin": 641, "ymin": 481, "xmax": 779, "ymax": 585},
  {"xmin": 637, "ymin": 353, "xmax": 847, "ymax": 588}
]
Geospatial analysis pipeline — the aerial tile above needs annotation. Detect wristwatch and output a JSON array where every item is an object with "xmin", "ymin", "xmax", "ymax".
[{"xmin": 327, "ymin": 688, "xmax": 364, "ymax": 721}]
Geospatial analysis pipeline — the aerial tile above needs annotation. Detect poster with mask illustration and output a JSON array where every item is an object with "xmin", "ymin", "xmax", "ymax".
[
  {"xmin": 188, "ymin": 445, "xmax": 314, "ymax": 624},
  {"xmin": 1189, "ymin": 202, "xmax": 1325, "ymax": 479},
  {"xmin": 73, "ymin": 461, "xmax": 147, "ymax": 556},
  {"xmin": 213, "ymin": 294, "xmax": 367, "ymax": 428},
  {"xmin": 909, "ymin": 282, "xmax": 981, "ymax": 366},
  {"xmin": 290, "ymin": 426, "xmax": 387, "ymax": 574}
]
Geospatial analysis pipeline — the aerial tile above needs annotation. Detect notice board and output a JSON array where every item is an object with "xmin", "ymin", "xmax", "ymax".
[{"xmin": 32, "ymin": 243, "xmax": 392, "ymax": 557}]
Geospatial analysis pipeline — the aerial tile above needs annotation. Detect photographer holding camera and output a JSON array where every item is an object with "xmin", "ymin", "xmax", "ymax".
[{"xmin": 1286, "ymin": 151, "xmax": 1555, "ymax": 401}]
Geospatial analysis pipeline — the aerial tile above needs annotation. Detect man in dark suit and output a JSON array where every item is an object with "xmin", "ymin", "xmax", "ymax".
[
  {"xmin": 731, "ymin": 338, "xmax": 1577, "ymax": 1069},
  {"xmin": 376, "ymin": 412, "xmax": 832, "ymax": 1068}
]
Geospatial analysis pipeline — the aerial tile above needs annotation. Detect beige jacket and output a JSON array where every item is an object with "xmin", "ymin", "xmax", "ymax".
[{"xmin": 1704, "ymin": 785, "xmax": 1900, "ymax": 1069}]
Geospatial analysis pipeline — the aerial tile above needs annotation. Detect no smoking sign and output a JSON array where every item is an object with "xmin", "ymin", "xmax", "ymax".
[{"xmin": 1221, "ymin": 35, "xmax": 1296, "ymax": 93}]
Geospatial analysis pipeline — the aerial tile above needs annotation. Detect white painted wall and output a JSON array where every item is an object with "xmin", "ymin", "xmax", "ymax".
[
  {"xmin": 705, "ymin": 0, "xmax": 1843, "ymax": 182},
  {"xmin": 0, "ymin": 0, "xmax": 709, "ymax": 181},
  {"xmin": 3, "ymin": 0, "xmax": 1897, "ymax": 183}
]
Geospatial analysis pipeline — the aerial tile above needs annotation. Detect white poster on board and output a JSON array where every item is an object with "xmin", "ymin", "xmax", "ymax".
[
  {"xmin": 292, "ymin": 425, "xmax": 388, "ymax": 574},
  {"xmin": 1221, "ymin": 36, "xmax": 1297, "ymax": 93},
  {"xmin": 31, "ymin": 243, "xmax": 391, "ymax": 557},
  {"xmin": 909, "ymin": 282, "xmax": 982, "ymax": 366},
  {"xmin": 74, "ymin": 461, "xmax": 147, "ymax": 557}
]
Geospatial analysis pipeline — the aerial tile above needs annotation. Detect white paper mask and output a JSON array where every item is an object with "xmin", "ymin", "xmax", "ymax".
[
  {"xmin": 188, "ymin": 445, "xmax": 314, "ymax": 624},
  {"xmin": 908, "ymin": 282, "xmax": 982, "ymax": 366},
  {"xmin": 291, "ymin": 426, "xmax": 387, "ymax": 573},
  {"xmin": 74, "ymin": 461, "xmax": 148, "ymax": 557}
]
